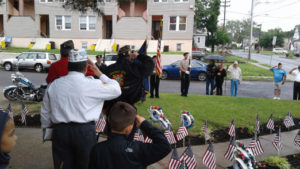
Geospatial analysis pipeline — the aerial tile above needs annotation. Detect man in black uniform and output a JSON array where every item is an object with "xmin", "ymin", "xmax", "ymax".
[
  {"xmin": 88, "ymin": 101, "xmax": 171, "ymax": 169},
  {"xmin": 150, "ymin": 55, "xmax": 160, "ymax": 98},
  {"xmin": 103, "ymin": 45, "xmax": 154, "ymax": 107},
  {"xmin": 95, "ymin": 55, "xmax": 106, "ymax": 72}
]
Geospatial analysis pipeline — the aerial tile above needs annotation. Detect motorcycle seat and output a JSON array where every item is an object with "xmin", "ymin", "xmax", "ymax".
[{"xmin": 31, "ymin": 84, "xmax": 40, "ymax": 91}]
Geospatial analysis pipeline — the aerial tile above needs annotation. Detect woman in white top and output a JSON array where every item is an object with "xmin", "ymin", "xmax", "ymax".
[{"xmin": 289, "ymin": 65, "xmax": 300, "ymax": 100}]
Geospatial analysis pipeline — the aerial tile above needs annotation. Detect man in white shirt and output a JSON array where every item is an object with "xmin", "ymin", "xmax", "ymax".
[
  {"xmin": 41, "ymin": 49, "xmax": 121, "ymax": 169},
  {"xmin": 227, "ymin": 61, "xmax": 242, "ymax": 97},
  {"xmin": 289, "ymin": 65, "xmax": 300, "ymax": 100},
  {"xmin": 179, "ymin": 52, "xmax": 192, "ymax": 97}
]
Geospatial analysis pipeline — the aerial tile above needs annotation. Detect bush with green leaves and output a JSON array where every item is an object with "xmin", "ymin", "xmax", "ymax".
[{"xmin": 264, "ymin": 156, "xmax": 291, "ymax": 169}]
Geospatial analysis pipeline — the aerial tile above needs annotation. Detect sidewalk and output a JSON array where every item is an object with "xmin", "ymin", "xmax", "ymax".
[{"xmin": 9, "ymin": 128, "xmax": 300, "ymax": 169}]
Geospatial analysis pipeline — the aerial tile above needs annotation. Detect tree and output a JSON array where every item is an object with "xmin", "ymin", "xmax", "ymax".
[
  {"xmin": 259, "ymin": 28, "xmax": 284, "ymax": 49},
  {"xmin": 195, "ymin": 0, "xmax": 221, "ymax": 52}
]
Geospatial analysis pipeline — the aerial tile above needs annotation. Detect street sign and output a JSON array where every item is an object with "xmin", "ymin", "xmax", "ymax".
[{"xmin": 272, "ymin": 36, "xmax": 277, "ymax": 46}]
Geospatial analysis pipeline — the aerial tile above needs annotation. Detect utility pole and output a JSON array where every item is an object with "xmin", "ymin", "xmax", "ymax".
[
  {"xmin": 248, "ymin": 0, "xmax": 255, "ymax": 60},
  {"xmin": 221, "ymin": 0, "xmax": 231, "ymax": 30}
]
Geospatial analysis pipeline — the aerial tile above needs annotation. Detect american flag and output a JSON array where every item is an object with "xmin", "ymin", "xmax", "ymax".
[
  {"xmin": 164, "ymin": 129, "xmax": 177, "ymax": 144},
  {"xmin": 255, "ymin": 114, "xmax": 260, "ymax": 133},
  {"xmin": 179, "ymin": 146, "xmax": 197, "ymax": 169},
  {"xmin": 168, "ymin": 148, "xmax": 181, "ymax": 169},
  {"xmin": 202, "ymin": 141, "xmax": 216, "ymax": 169},
  {"xmin": 272, "ymin": 129, "xmax": 283, "ymax": 152},
  {"xmin": 294, "ymin": 130, "xmax": 300, "ymax": 147},
  {"xmin": 284, "ymin": 112, "xmax": 295, "ymax": 128},
  {"xmin": 134, "ymin": 129, "xmax": 144, "ymax": 142},
  {"xmin": 21, "ymin": 102, "xmax": 28, "ymax": 124},
  {"xmin": 228, "ymin": 119, "xmax": 235, "ymax": 137},
  {"xmin": 202, "ymin": 120, "xmax": 210, "ymax": 141},
  {"xmin": 176, "ymin": 122, "xmax": 188, "ymax": 141},
  {"xmin": 249, "ymin": 132, "xmax": 264, "ymax": 156},
  {"xmin": 224, "ymin": 136, "xmax": 236, "ymax": 161},
  {"xmin": 144, "ymin": 136, "xmax": 153, "ymax": 144},
  {"xmin": 266, "ymin": 114, "xmax": 275, "ymax": 131},
  {"xmin": 156, "ymin": 20, "xmax": 163, "ymax": 77},
  {"xmin": 6, "ymin": 104, "xmax": 13, "ymax": 119},
  {"xmin": 95, "ymin": 113, "xmax": 106, "ymax": 133}
]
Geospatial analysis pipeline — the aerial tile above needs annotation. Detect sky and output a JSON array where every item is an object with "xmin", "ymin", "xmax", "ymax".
[{"xmin": 218, "ymin": 0, "xmax": 300, "ymax": 32}]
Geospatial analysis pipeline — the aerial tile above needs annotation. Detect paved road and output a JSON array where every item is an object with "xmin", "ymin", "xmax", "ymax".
[
  {"xmin": 233, "ymin": 50, "xmax": 300, "ymax": 72},
  {"xmin": 0, "ymin": 70, "xmax": 295, "ymax": 105}
]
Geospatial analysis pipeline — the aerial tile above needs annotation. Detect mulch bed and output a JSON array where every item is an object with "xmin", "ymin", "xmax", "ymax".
[{"xmin": 14, "ymin": 114, "xmax": 300, "ymax": 148}]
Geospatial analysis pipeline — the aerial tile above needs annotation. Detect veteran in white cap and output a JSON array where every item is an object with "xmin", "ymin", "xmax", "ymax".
[
  {"xmin": 41, "ymin": 49, "xmax": 121, "ymax": 169},
  {"xmin": 227, "ymin": 61, "xmax": 242, "ymax": 97}
]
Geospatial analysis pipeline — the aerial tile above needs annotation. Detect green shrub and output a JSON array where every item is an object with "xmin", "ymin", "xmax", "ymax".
[{"xmin": 264, "ymin": 156, "xmax": 291, "ymax": 169}]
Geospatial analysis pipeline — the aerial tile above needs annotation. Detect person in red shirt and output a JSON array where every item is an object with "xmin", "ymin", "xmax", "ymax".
[{"xmin": 46, "ymin": 40, "xmax": 94, "ymax": 84}]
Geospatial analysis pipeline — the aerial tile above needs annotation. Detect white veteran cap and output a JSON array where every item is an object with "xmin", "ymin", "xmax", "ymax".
[{"xmin": 69, "ymin": 48, "xmax": 88, "ymax": 62}]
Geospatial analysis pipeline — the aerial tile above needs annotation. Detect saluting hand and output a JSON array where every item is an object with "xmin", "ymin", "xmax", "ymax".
[{"xmin": 88, "ymin": 59, "xmax": 102, "ymax": 77}]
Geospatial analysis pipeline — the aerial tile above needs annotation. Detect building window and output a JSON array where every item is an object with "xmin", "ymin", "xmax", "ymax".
[
  {"xmin": 80, "ymin": 16, "xmax": 96, "ymax": 31},
  {"xmin": 153, "ymin": 0, "xmax": 167, "ymax": 2},
  {"xmin": 176, "ymin": 43, "xmax": 182, "ymax": 51},
  {"xmin": 40, "ymin": 0, "xmax": 53, "ymax": 2},
  {"xmin": 56, "ymin": 16, "xmax": 72, "ymax": 30},
  {"xmin": 198, "ymin": 37, "xmax": 200, "ymax": 43},
  {"xmin": 169, "ymin": 16, "xmax": 187, "ymax": 31},
  {"xmin": 174, "ymin": 0, "xmax": 188, "ymax": 2},
  {"xmin": 57, "ymin": 0, "xmax": 65, "ymax": 2},
  {"xmin": 82, "ymin": 42, "xmax": 88, "ymax": 49}
]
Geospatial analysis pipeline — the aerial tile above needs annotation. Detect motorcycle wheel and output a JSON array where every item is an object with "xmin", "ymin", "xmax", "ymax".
[{"xmin": 4, "ymin": 88, "xmax": 18, "ymax": 101}]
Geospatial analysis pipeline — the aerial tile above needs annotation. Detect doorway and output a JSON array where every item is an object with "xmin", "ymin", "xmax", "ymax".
[
  {"xmin": 152, "ymin": 15, "xmax": 163, "ymax": 40},
  {"xmin": 102, "ymin": 15, "xmax": 112, "ymax": 39},
  {"xmin": 40, "ymin": 15, "xmax": 49, "ymax": 38}
]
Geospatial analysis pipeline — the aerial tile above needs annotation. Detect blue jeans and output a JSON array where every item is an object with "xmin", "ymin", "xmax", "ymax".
[
  {"xmin": 231, "ymin": 80, "xmax": 239, "ymax": 97},
  {"xmin": 206, "ymin": 78, "xmax": 215, "ymax": 95}
]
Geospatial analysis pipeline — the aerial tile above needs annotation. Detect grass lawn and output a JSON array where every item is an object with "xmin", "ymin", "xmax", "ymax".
[
  {"xmin": 15, "ymin": 94, "xmax": 300, "ymax": 136},
  {"xmin": 0, "ymin": 47, "xmax": 183, "ymax": 55},
  {"xmin": 224, "ymin": 56, "xmax": 273, "ymax": 81}
]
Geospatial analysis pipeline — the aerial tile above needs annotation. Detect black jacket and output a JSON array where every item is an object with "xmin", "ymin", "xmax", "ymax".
[
  {"xmin": 88, "ymin": 120, "xmax": 172, "ymax": 169},
  {"xmin": 103, "ymin": 54, "xmax": 154, "ymax": 106},
  {"xmin": 206, "ymin": 64, "xmax": 217, "ymax": 79},
  {"xmin": 215, "ymin": 67, "xmax": 227, "ymax": 83}
]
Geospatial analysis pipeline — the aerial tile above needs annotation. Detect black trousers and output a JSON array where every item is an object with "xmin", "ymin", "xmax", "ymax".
[
  {"xmin": 150, "ymin": 74, "xmax": 160, "ymax": 97},
  {"xmin": 181, "ymin": 72, "xmax": 190, "ymax": 96},
  {"xmin": 293, "ymin": 81, "xmax": 300, "ymax": 100},
  {"xmin": 216, "ymin": 79, "xmax": 224, "ymax": 96},
  {"xmin": 52, "ymin": 122, "xmax": 96, "ymax": 169}
]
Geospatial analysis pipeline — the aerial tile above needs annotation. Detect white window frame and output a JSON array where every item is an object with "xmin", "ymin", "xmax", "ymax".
[
  {"xmin": 55, "ymin": 16, "xmax": 72, "ymax": 31},
  {"xmin": 169, "ymin": 16, "xmax": 187, "ymax": 32},
  {"xmin": 174, "ymin": 0, "xmax": 189, "ymax": 3},
  {"xmin": 40, "ymin": 0, "xmax": 53, "ymax": 3},
  {"xmin": 153, "ymin": 0, "xmax": 168, "ymax": 3},
  {"xmin": 79, "ymin": 16, "xmax": 96, "ymax": 31}
]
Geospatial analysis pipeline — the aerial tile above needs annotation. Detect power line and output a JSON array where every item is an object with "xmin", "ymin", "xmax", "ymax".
[{"xmin": 256, "ymin": 0, "xmax": 300, "ymax": 14}]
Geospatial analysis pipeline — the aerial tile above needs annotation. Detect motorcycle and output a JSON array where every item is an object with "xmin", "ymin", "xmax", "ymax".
[{"xmin": 3, "ymin": 71, "xmax": 47, "ymax": 102}]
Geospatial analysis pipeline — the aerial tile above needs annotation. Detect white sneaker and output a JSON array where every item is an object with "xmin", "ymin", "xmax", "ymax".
[
  {"xmin": 273, "ymin": 97, "xmax": 277, "ymax": 100},
  {"xmin": 277, "ymin": 97, "xmax": 281, "ymax": 100}
]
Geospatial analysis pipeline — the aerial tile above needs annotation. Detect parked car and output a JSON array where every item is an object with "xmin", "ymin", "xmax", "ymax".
[
  {"xmin": 192, "ymin": 51, "xmax": 206, "ymax": 61},
  {"xmin": 1, "ymin": 52, "xmax": 58, "ymax": 72},
  {"xmin": 103, "ymin": 53, "xmax": 118, "ymax": 66},
  {"xmin": 272, "ymin": 48, "xmax": 288, "ymax": 55},
  {"xmin": 162, "ymin": 60, "xmax": 207, "ymax": 81}
]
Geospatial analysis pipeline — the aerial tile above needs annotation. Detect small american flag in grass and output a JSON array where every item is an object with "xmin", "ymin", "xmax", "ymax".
[
  {"xmin": 168, "ymin": 148, "xmax": 181, "ymax": 169},
  {"xmin": 249, "ymin": 132, "xmax": 264, "ymax": 156},
  {"xmin": 284, "ymin": 112, "xmax": 295, "ymax": 128},
  {"xmin": 202, "ymin": 141, "xmax": 216, "ymax": 169},
  {"xmin": 95, "ymin": 113, "xmax": 106, "ymax": 133},
  {"xmin": 176, "ymin": 122, "xmax": 188, "ymax": 141},
  {"xmin": 294, "ymin": 130, "xmax": 300, "ymax": 147},
  {"xmin": 224, "ymin": 136, "xmax": 236, "ymax": 161},
  {"xmin": 133, "ymin": 129, "xmax": 144, "ymax": 142},
  {"xmin": 164, "ymin": 129, "xmax": 177, "ymax": 144},
  {"xmin": 228, "ymin": 119, "xmax": 235, "ymax": 137},
  {"xmin": 255, "ymin": 114, "xmax": 260, "ymax": 133},
  {"xmin": 180, "ymin": 146, "xmax": 197, "ymax": 169},
  {"xmin": 272, "ymin": 128, "xmax": 283, "ymax": 152},
  {"xmin": 266, "ymin": 114, "xmax": 275, "ymax": 131},
  {"xmin": 21, "ymin": 102, "xmax": 28, "ymax": 124},
  {"xmin": 202, "ymin": 120, "xmax": 210, "ymax": 141}
]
